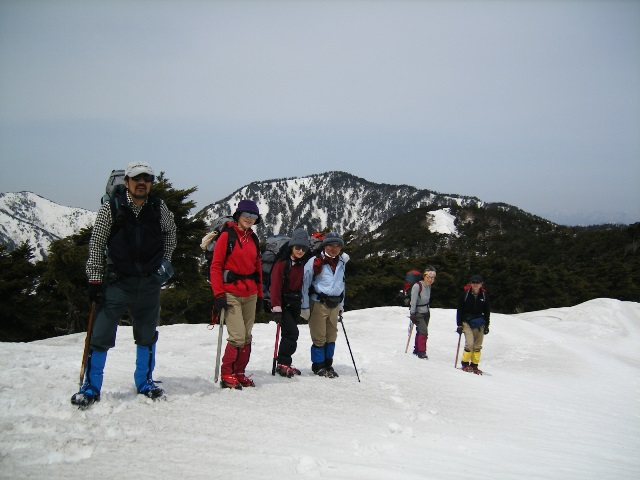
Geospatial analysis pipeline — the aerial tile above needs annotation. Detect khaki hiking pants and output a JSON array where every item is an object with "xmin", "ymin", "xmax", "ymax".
[
  {"xmin": 224, "ymin": 293, "xmax": 256, "ymax": 347},
  {"xmin": 308, "ymin": 300, "xmax": 339, "ymax": 347}
]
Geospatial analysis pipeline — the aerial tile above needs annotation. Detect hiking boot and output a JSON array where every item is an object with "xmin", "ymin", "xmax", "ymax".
[
  {"xmin": 277, "ymin": 364, "xmax": 301, "ymax": 378},
  {"xmin": 71, "ymin": 384, "xmax": 100, "ymax": 408},
  {"xmin": 236, "ymin": 373, "xmax": 255, "ymax": 387},
  {"xmin": 472, "ymin": 366, "xmax": 483, "ymax": 375},
  {"xmin": 461, "ymin": 365, "xmax": 475, "ymax": 373},
  {"xmin": 316, "ymin": 367, "xmax": 338, "ymax": 379},
  {"xmin": 220, "ymin": 374, "xmax": 243, "ymax": 390},
  {"xmin": 138, "ymin": 379, "xmax": 164, "ymax": 399},
  {"xmin": 416, "ymin": 352, "xmax": 428, "ymax": 359}
]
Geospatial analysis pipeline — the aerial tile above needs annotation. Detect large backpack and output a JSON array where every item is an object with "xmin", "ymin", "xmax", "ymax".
[
  {"xmin": 262, "ymin": 231, "xmax": 326, "ymax": 311},
  {"xmin": 402, "ymin": 270, "xmax": 423, "ymax": 307},
  {"xmin": 261, "ymin": 234, "xmax": 293, "ymax": 310},
  {"xmin": 101, "ymin": 169, "xmax": 126, "ymax": 205},
  {"xmin": 200, "ymin": 216, "xmax": 260, "ymax": 286}
]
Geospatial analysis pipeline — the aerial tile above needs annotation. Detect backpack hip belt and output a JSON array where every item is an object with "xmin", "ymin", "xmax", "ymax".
[{"xmin": 223, "ymin": 270, "xmax": 260, "ymax": 284}]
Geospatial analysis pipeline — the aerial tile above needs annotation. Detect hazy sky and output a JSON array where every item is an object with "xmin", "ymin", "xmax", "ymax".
[{"xmin": 1, "ymin": 0, "xmax": 639, "ymax": 224}]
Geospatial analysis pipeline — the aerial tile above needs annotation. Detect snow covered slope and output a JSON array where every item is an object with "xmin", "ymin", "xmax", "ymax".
[{"xmin": 1, "ymin": 299, "xmax": 638, "ymax": 479}]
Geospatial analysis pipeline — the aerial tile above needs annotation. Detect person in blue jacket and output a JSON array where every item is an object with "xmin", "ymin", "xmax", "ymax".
[{"xmin": 301, "ymin": 232, "xmax": 349, "ymax": 378}]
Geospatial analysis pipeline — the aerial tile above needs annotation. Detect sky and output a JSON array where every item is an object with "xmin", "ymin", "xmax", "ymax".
[
  {"xmin": 1, "ymin": 0, "xmax": 639, "ymax": 225},
  {"xmin": 1, "ymin": 299, "xmax": 639, "ymax": 479}
]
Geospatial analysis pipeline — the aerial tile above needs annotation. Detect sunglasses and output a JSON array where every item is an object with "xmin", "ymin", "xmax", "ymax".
[
  {"xmin": 293, "ymin": 245, "xmax": 308, "ymax": 252},
  {"xmin": 424, "ymin": 274, "xmax": 436, "ymax": 279},
  {"xmin": 470, "ymin": 281, "xmax": 481, "ymax": 284},
  {"xmin": 131, "ymin": 173, "xmax": 154, "ymax": 183},
  {"xmin": 241, "ymin": 212, "xmax": 259, "ymax": 220}
]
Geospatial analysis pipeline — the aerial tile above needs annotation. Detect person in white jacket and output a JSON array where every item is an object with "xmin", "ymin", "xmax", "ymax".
[{"xmin": 301, "ymin": 232, "xmax": 349, "ymax": 378}]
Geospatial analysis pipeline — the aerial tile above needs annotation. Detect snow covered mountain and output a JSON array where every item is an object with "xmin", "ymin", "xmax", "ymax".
[
  {"xmin": 0, "ymin": 192, "xmax": 96, "ymax": 261},
  {"xmin": 198, "ymin": 171, "xmax": 486, "ymax": 237},
  {"xmin": 0, "ymin": 171, "xmax": 528, "ymax": 259}
]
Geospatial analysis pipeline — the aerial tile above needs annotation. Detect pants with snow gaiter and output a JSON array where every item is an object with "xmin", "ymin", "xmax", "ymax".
[
  {"xmin": 134, "ymin": 339, "xmax": 158, "ymax": 392},
  {"xmin": 277, "ymin": 305, "xmax": 300, "ymax": 366},
  {"xmin": 221, "ymin": 342, "xmax": 252, "ymax": 376},
  {"xmin": 461, "ymin": 322, "xmax": 484, "ymax": 367},
  {"xmin": 311, "ymin": 342, "xmax": 336, "ymax": 373},
  {"xmin": 81, "ymin": 349, "xmax": 108, "ymax": 395}
]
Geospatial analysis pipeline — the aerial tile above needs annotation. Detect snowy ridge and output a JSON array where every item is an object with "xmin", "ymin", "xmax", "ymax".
[
  {"xmin": 198, "ymin": 171, "xmax": 481, "ymax": 237},
  {"xmin": 0, "ymin": 192, "xmax": 96, "ymax": 261},
  {"xmin": 0, "ymin": 299, "xmax": 638, "ymax": 479}
]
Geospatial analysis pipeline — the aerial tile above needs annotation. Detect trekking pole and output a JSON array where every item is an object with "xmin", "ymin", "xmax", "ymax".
[
  {"xmin": 404, "ymin": 321, "xmax": 415, "ymax": 354},
  {"xmin": 339, "ymin": 313, "xmax": 360, "ymax": 382},
  {"xmin": 213, "ymin": 310, "xmax": 226, "ymax": 384},
  {"xmin": 454, "ymin": 332, "xmax": 462, "ymax": 368},
  {"xmin": 272, "ymin": 323, "xmax": 281, "ymax": 376},
  {"xmin": 79, "ymin": 301, "xmax": 97, "ymax": 388}
]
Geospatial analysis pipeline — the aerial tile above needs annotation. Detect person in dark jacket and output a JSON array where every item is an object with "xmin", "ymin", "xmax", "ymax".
[
  {"xmin": 71, "ymin": 161, "xmax": 177, "ymax": 407},
  {"xmin": 270, "ymin": 228, "xmax": 310, "ymax": 378},
  {"xmin": 456, "ymin": 274, "xmax": 491, "ymax": 374},
  {"xmin": 210, "ymin": 199, "xmax": 264, "ymax": 389}
]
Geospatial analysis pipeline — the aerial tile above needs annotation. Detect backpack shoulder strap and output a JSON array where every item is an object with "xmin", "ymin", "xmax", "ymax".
[{"xmin": 224, "ymin": 225, "xmax": 237, "ymax": 257}]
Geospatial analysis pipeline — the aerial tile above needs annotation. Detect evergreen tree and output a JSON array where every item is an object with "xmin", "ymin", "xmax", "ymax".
[{"xmin": 0, "ymin": 243, "xmax": 43, "ymax": 341}]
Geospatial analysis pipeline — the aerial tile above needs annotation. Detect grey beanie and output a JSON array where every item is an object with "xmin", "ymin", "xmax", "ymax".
[
  {"xmin": 288, "ymin": 228, "xmax": 310, "ymax": 248},
  {"xmin": 322, "ymin": 232, "xmax": 344, "ymax": 248}
]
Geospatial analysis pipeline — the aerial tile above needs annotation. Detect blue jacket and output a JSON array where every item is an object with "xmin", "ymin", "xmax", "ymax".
[{"xmin": 302, "ymin": 252, "xmax": 349, "ymax": 309}]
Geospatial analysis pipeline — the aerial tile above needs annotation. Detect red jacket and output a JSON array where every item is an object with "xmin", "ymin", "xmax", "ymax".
[
  {"xmin": 210, "ymin": 223, "xmax": 263, "ymax": 299},
  {"xmin": 269, "ymin": 256, "xmax": 304, "ymax": 309}
]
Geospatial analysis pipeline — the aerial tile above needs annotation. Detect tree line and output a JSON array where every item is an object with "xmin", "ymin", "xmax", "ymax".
[{"xmin": 1, "ymin": 177, "xmax": 638, "ymax": 342}]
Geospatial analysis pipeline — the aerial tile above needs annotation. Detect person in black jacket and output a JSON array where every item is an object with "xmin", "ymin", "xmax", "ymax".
[
  {"xmin": 71, "ymin": 161, "xmax": 176, "ymax": 408},
  {"xmin": 456, "ymin": 274, "xmax": 491, "ymax": 374}
]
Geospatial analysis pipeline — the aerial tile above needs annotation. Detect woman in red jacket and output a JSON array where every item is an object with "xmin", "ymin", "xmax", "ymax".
[{"xmin": 210, "ymin": 200, "xmax": 264, "ymax": 389}]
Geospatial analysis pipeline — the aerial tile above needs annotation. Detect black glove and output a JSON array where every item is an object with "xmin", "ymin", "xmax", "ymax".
[
  {"xmin": 410, "ymin": 314, "xmax": 418, "ymax": 325},
  {"xmin": 456, "ymin": 325, "xmax": 463, "ymax": 335},
  {"xmin": 256, "ymin": 298, "xmax": 264, "ymax": 314},
  {"xmin": 484, "ymin": 326, "xmax": 490, "ymax": 335},
  {"xmin": 88, "ymin": 283, "xmax": 103, "ymax": 303},
  {"xmin": 214, "ymin": 296, "xmax": 228, "ymax": 312},
  {"xmin": 272, "ymin": 312, "xmax": 282, "ymax": 324}
]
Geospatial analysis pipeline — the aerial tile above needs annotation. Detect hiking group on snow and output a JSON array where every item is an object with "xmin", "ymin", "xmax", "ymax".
[{"xmin": 72, "ymin": 162, "xmax": 491, "ymax": 408}]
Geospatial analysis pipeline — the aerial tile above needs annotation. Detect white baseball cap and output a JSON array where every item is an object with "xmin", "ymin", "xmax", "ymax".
[{"xmin": 125, "ymin": 161, "xmax": 154, "ymax": 178}]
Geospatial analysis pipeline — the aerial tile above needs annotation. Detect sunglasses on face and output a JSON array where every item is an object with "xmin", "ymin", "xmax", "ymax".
[
  {"xmin": 470, "ymin": 281, "xmax": 481, "ymax": 284},
  {"xmin": 241, "ymin": 212, "xmax": 259, "ymax": 220},
  {"xmin": 131, "ymin": 174, "xmax": 154, "ymax": 183},
  {"xmin": 424, "ymin": 274, "xmax": 436, "ymax": 280},
  {"xmin": 293, "ymin": 245, "xmax": 308, "ymax": 252}
]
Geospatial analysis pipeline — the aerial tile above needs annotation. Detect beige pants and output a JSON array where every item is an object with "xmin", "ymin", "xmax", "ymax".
[
  {"xmin": 462, "ymin": 321, "xmax": 485, "ymax": 352},
  {"xmin": 224, "ymin": 293, "xmax": 256, "ymax": 347},
  {"xmin": 308, "ymin": 300, "xmax": 339, "ymax": 347}
]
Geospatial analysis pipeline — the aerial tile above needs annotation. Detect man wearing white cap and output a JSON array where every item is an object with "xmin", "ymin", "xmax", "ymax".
[{"xmin": 71, "ymin": 161, "xmax": 177, "ymax": 408}]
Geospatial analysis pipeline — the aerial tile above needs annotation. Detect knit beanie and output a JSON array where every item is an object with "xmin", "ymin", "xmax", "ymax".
[
  {"xmin": 288, "ymin": 228, "xmax": 310, "ymax": 248},
  {"xmin": 322, "ymin": 232, "xmax": 344, "ymax": 248}
]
